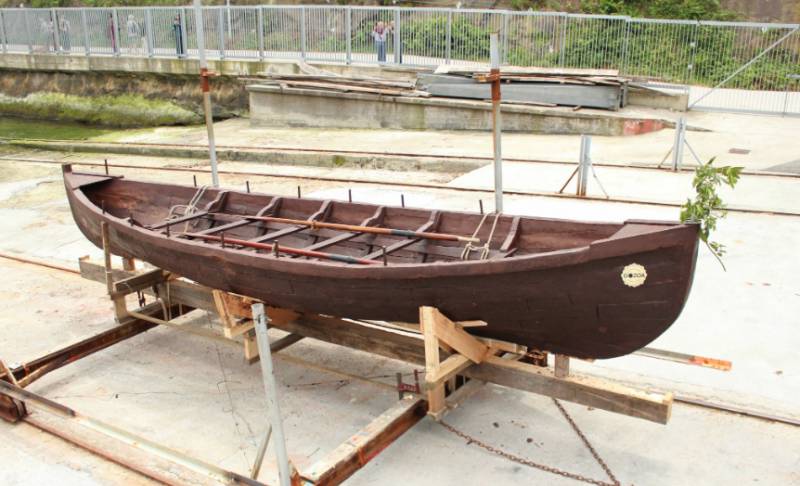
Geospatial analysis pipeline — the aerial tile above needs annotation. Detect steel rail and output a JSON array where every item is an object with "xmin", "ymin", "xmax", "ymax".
[
  {"xmin": 0, "ymin": 380, "xmax": 264, "ymax": 486},
  {"xmin": 2, "ymin": 157, "xmax": 799, "ymax": 218},
  {"xmin": 3, "ymin": 137, "xmax": 799, "ymax": 179}
]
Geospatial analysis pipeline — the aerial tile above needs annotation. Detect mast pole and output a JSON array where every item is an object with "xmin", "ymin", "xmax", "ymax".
[{"xmin": 193, "ymin": 0, "xmax": 219, "ymax": 187}]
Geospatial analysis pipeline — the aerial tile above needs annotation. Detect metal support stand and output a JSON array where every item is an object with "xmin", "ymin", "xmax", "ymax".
[
  {"xmin": 251, "ymin": 303, "xmax": 294, "ymax": 486},
  {"xmin": 558, "ymin": 135, "xmax": 608, "ymax": 198},
  {"xmin": 489, "ymin": 33, "xmax": 503, "ymax": 214},
  {"xmin": 661, "ymin": 117, "xmax": 703, "ymax": 171},
  {"xmin": 193, "ymin": 0, "xmax": 220, "ymax": 188}
]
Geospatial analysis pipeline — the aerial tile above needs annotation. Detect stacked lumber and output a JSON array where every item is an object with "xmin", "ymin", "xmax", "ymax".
[
  {"xmin": 422, "ymin": 65, "xmax": 629, "ymax": 110},
  {"xmin": 262, "ymin": 74, "xmax": 431, "ymax": 97}
]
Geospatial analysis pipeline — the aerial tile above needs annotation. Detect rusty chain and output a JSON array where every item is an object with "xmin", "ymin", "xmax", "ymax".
[{"xmin": 438, "ymin": 398, "xmax": 620, "ymax": 486}]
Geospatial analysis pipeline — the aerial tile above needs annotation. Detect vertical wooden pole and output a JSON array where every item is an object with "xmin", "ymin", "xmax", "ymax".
[
  {"xmin": 420, "ymin": 306, "xmax": 445, "ymax": 419},
  {"xmin": 554, "ymin": 354, "xmax": 570, "ymax": 379},
  {"xmin": 101, "ymin": 222, "xmax": 127, "ymax": 321}
]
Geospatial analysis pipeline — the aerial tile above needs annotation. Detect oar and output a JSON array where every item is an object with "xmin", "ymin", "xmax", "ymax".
[
  {"xmin": 184, "ymin": 233, "xmax": 382, "ymax": 265},
  {"xmin": 211, "ymin": 214, "xmax": 481, "ymax": 244}
]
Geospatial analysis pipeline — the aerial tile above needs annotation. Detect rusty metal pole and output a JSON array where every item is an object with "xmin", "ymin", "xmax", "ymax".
[
  {"xmin": 489, "ymin": 33, "xmax": 503, "ymax": 214},
  {"xmin": 193, "ymin": 0, "xmax": 219, "ymax": 187}
]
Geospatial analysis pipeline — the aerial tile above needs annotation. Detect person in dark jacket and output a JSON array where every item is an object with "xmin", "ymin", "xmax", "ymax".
[{"xmin": 173, "ymin": 14, "xmax": 185, "ymax": 58}]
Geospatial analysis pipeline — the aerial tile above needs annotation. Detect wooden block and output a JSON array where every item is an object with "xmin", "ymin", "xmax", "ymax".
[
  {"xmin": 122, "ymin": 257, "xmax": 136, "ymax": 271},
  {"xmin": 244, "ymin": 330, "xmax": 259, "ymax": 364},
  {"xmin": 113, "ymin": 269, "xmax": 168, "ymax": 295},
  {"xmin": 421, "ymin": 307, "xmax": 490, "ymax": 364},
  {"xmin": 554, "ymin": 354, "xmax": 570, "ymax": 378},
  {"xmin": 302, "ymin": 396, "xmax": 426, "ymax": 485},
  {"xmin": 425, "ymin": 354, "xmax": 472, "ymax": 391}
]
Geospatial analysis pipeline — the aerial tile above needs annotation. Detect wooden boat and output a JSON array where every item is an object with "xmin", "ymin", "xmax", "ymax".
[{"xmin": 63, "ymin": 165, "xmax": 699, "ymax": 359}]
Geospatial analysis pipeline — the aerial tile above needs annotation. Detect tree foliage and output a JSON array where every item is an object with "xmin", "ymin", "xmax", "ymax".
[{"xmin": 679, "ymin": 158, "xmax": 742, "ymax": 270}]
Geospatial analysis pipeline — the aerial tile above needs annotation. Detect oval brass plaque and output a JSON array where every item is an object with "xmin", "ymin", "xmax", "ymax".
[{"xmin": 621, "ymin": 263, "xmax": 647, "ymax": 288}]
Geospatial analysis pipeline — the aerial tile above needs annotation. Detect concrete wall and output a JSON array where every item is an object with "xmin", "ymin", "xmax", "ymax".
[
  {"xmin": 248, "ymin": 85, "xmax": 667, "ymax": 136},
  {"xmin": 0, "ymin": 52, "xmax": 422, "ymax": 80}
]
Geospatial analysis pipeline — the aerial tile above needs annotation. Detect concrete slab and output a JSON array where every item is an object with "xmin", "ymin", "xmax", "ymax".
[{"xmin": 95, "ymin": 109, "xmax": 800, "ymax": 172}]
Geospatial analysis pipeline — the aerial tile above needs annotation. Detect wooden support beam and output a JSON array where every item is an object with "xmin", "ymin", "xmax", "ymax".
[
  {"xmin": 420, "ymin": 307, "xmax": 490, "ymax": 364},
  {"xmin": 113, "ymin": 269, "xmax": 170, "ymax": 296},
  {"xmin": 77, "ymin": 260, "xmax": 672, "ymax": 424},
  {"xmin": 425, "ymin": 354, "xmax": 472, "ymax": 391},
  {"xmin": 420, "ymin": 307, "xmax": 446, "ymax": 419},
  {"xmin": 302, "ymin": 396, "xmax": 426, "ymax": 486},
  {"xmin": 266, "ymin": 311, "xmax": 672, "ymax": 424}
]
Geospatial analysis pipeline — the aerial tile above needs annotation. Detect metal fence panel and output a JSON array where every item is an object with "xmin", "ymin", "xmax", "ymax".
[
  {"xmin": 505, "ymin": 12, "xmax": 563, "ymax": 67},
  {"xmin": 303, "ymin": 6, "xmax": 347, "ymax": 63},
  {"xmin": 262, "ymin": 6, "xmax": 302, "ymax": 60},
  {"xmin": 689, "ymin": 23, "xmax": 800, "ymax": 114},
  {"xmin": 0, "ymin": 6, "xmax": 798, "ymax": 115},
  {"xmin": 560, "ymin": 14, "xmax": 627, "ymax": 70},
  {"xmin": 448, "ymin": 10, "xmax": 503, "ymax": 66},
  {"xmin": 1, "ymin": 10, "xmax": 30, "ymax": 53}
]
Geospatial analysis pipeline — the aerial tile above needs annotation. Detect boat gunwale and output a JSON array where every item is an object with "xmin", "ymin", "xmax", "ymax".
[{"xmin": 65, "ymin": 168, "xmax": 699, "ymax": 280}]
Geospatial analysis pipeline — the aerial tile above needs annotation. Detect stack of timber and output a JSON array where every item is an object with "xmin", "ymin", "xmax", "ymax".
[
  {"xmin": 261, "ymin": 74, "xmax": 431, "ymax": 98},
  {"xmin": 419, "ymin": 66, "xmax": 629, "ymax": 110}
]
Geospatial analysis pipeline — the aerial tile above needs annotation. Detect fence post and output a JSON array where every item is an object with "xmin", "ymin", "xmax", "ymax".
[
  {"xmin": 217, "ymin": 7, "xmax": 225, "ymax": 59},
  {"xmin": 257, "ymin": 7, "xmax": 265, "ymax": 60},
  {"xmin": 671, "ymin": 117, "xmax": 686, "ymax": 171},
  {"xmin": 620, "ymin": 18, "xmax": 631, "ymax": 76},
  {"xmin": 502, "ymin": 11, "xmax": 509, "ymax": 65},
  {"xmin": 687, "ymin": 20, "xmax": 699, "ymax": 87},
  {"xmin": 300, "ymin": 6, "xmax": 306, "ymax": 60},
  {"xmin": 446, "ymin": 10, "xmax": 452, "ymax": 65},
  {"xmin": 0, "ymin": 10, "xmax": 7, "ymax": 54},
  {"xmin": 51, "ymin": 8, "xmax": 60, "ymax": 53},
  {"xmin": 577, "ymin": 135, "xmax": 591, "ymax": 196},
  {"xmin": 23, "ymin": 8, "xmax": 33, "ymax": 54},
  {"xmin": 345, "ymin": 7, "xmax": 351, "ymax": 64},
  {"xmin": 558, "ymin": 13, "xmax": 568, "ymax": 66},
  {"xmin": 81, "ymin": 9, "xmax": 90, "ymax": 56},
  {"xmin": 393, "ymin": 8, "xmax": 401, "ymax": 64},
  {"xmin": 111, "ymin": 8, "xmax": 120, "ymax": 56},
  {"xmin": 145, "ymin": 8, "xmax": 154, "ymax": 58}
]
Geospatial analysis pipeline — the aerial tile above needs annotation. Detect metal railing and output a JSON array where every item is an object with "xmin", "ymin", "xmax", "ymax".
[{"xmin": 0, "ymin": 5, "xmax": 798, "ymax": 115}]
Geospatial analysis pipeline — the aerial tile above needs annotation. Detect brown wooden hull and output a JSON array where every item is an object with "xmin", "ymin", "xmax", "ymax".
[{"xmin": 63, "ymin": 166, "xmax": 699, "ymax": 359}]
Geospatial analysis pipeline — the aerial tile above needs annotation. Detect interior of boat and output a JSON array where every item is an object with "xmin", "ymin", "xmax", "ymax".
[{"xmin": 83, "ymin": 177, "xmax": 626, "ymax": 265}]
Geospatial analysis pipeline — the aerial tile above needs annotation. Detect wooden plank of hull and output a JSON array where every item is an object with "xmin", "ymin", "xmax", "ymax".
[{"xmin": 63, "ymin": 167, "xmax": 699, "ymax": 360}]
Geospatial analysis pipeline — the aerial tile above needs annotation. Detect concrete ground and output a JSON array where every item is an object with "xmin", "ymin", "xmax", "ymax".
[
  {"xmin": 94, "ymin": 110, "xmax": 800, "ymax": 173},
  {"xmin": 0, "ymin": 141, "xmax": 799, "ymax": 485}
]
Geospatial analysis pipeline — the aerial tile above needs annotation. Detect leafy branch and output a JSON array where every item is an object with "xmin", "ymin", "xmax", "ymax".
[{"xmin": 679, "ymin": 158, "xmax": 742, "ymax": 271}]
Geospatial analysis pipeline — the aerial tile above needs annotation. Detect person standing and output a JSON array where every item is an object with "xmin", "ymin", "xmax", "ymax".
[
  {"xmin": 58, "ymin": 15, "xmax": 71, "ymax": 53},
  {"xmin": 126, "ymin": 14, "xmax": 140, "ymax": 54},
  {"xmin": 173, "ymin": 14, "xmax": 185, "ymax": 58},
  {"xmin": 372, "ymin": 21, "xmax": 387, "ymax": 63},
  {"xmin": 107, "ymin": 13, "xmax": 117, "ymax": 53}
]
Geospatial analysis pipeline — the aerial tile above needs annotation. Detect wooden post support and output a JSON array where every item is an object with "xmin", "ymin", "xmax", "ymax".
[
  {"xmin": 419, "ymin": 306, "xmax": 493, "ymax": 420},
  {"xmin": 122, "ymin": 257, "xmax": 136, "ymax": 271},
  {"xmin": 420, "ymin": 307, "xmax": 446, "ymax": 419},
  {"xmin": 554, "ymin": 354, "xmax": 570, "ymax": 378}
]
